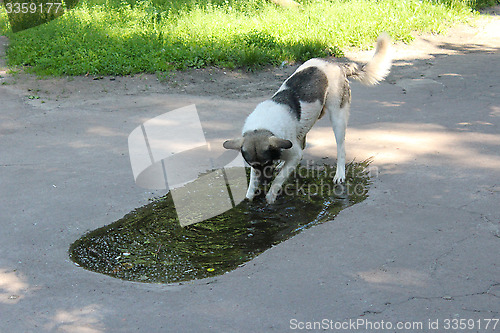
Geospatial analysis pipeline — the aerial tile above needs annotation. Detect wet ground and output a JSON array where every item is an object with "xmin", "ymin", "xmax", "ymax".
[{"xmin": 70, "ymin": 163, "xmax": 370, "ymax": 283}]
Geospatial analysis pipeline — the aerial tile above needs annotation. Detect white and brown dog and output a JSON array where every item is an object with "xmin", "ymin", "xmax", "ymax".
[{"xmin": 224, "ymin": 34, "xmax": 392, "ymax": 204}]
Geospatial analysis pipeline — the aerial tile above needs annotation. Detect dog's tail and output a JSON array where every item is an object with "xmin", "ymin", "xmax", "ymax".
[{"xmin": 344, "ymin": 33, "xmax": 392, "ymax": 85}]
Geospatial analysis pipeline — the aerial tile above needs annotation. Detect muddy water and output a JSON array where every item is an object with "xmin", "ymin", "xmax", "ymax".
[{"xmin": 69, "ymin": 162, "xmax": 372, "ymax": 283}]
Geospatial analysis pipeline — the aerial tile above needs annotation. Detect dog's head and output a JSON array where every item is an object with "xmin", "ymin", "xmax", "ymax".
[{"xmin": 223, "ymin": 130, "xmax": 292, "ymax": 183}]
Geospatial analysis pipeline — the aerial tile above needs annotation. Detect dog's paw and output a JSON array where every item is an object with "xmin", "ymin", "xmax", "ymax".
[
  {"xmin": 246, "ymin": 193, "xmax": 255, "ymax": 201},
  {"xmin": 246, "ymin": 185, "xmax": 258, "ymax": 201},
  {"xmin": 265, "ymin": 191, "xmax": 278, "ymax": 204},
  {"xmin": 333, "ymin": 171, "xmax": 346, "ymax": 184}
]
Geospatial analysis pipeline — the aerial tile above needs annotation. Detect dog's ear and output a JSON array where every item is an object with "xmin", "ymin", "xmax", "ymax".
[
  {"xmin": 223, "ymin": 137, "xmax": 244, "ymax": 150},
  {"xmin": 269, "ymin": 136, "xmax": 293, "ymax": 149}
]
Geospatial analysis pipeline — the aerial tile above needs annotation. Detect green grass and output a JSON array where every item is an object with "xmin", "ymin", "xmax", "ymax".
[
  {"xmin": 471, "ymin": 0, "xmax": 500, "ymax": 8},
  {"xmin": 0, "ymin": 0, "xmax": 485, "ymax": 76},
  {"xmin": 0, "ymin": 6, "xmax": 9, "ymax": 35}
]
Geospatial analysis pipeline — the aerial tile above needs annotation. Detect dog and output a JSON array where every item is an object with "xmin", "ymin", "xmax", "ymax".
[{"xmin": 224, "ymin": 34, "xmax": 392, "ymax": 204}]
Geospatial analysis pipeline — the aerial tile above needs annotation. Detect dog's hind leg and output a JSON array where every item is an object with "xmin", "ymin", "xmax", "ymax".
[{"xmin": 328, "ymin": 104, "xmax": 350, "ymax": 183}]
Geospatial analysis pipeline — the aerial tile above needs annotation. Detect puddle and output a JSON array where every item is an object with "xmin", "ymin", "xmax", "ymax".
[{"xmin": 69, "ymin": 161, "xmax": 372, "ymax": 283}]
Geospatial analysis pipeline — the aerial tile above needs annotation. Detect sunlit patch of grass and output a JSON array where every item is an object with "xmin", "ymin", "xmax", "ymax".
[
  {"xmin": 2, "ymin": 0, "xmax": 477, "ymax": 76},
  {"xmin": 0, "ymin": 5, "xmax": 11, "ymax": 35}
]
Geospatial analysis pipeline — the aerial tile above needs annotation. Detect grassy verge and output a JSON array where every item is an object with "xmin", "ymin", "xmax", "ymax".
[
  {"xmin": 0, "ymin": 0, "xmax": 485, "ymax": 75},
  {"xmin": 0, "ymin": 6, "xmax": 9, "ymax": 35}
]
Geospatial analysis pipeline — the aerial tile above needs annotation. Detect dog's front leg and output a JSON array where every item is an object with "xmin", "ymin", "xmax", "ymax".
[
  {"xmin": 266, "ymin": 151, "xmax": 302, "ymax": 204},
  {"xmin": 246, "ymin": 167, "xmax": 260, "ymax": 201}
]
